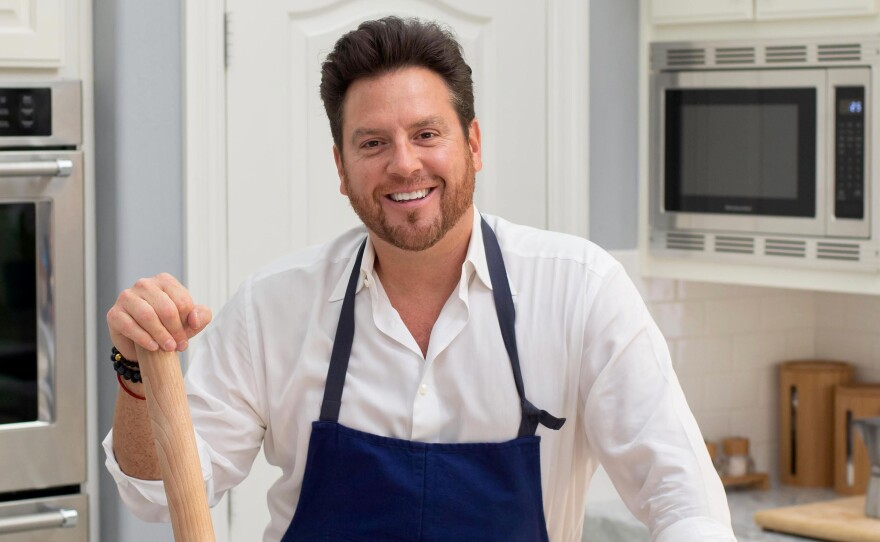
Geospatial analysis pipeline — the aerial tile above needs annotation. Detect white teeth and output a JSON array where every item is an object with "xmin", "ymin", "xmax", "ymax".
[{"xmin": 389, "ymin": 188, "xmax": 430, "ymax": 202}]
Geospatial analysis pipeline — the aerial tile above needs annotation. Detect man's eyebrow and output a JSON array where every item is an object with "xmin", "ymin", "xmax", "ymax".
[
  {"xmin": 410, "ymin": 116, "xmax": 449, "ymax": 130},
  {"xmin": 350, "ymin": 127, "xmax": 382, "ymax": 145}
]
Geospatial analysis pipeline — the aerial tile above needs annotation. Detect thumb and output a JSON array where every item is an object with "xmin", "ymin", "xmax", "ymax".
[{"xmin": 185, "ymin": 304, "xmax": 213, "ymax": 337}]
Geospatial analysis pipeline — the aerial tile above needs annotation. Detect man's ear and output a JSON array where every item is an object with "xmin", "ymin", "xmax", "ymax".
[
  {"xmin": 468, "ymin": 118, "xmax": 483, "ymax": 173},
  {"xmin": 333, "ymin": 145, "xmax": 347, "ymax": 195}
]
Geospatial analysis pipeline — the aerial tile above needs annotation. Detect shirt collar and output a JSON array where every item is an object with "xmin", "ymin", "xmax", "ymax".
[
  {"xmin": 329, "ymin": 236, "xmax": 375, "ymax": 302},
  {"xmin": 328, "ymin": 205, "xmax": 503, "ymax": 303}
]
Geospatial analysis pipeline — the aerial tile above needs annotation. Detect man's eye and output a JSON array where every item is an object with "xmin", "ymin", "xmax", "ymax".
[
  {"xmin": 417, "ymin": 132, "xmax": 436, "ymax": 140},
  {"xmin": 362, "ymin": 140, "xmax": 380, "ymax": 148}
]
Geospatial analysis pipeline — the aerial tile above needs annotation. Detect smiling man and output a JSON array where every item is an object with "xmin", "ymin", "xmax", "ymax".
[{"xmin": 103, "ymin": 17, "xmax": 736, "ymax": 542}]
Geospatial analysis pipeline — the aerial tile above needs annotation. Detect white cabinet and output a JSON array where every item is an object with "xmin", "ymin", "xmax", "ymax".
[
  {"xmin": 0, "ymin": 0, "xmax": 64, "ymax": 67},
  {"xmin": 651, "ymin": 0, "xmax": 878, "ymax": 24},
  {"xmin": 756, "ymin": 0, "xmax": 878, "ymax": 20},
  {"xmin": 651, "ymin": 0, "xmax": 753, "ymax": 24}
]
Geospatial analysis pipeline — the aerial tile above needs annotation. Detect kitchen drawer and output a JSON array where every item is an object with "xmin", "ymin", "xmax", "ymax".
[{"xmin": 0, "ymin": 493, "xmax": 87, "ymax": 542}]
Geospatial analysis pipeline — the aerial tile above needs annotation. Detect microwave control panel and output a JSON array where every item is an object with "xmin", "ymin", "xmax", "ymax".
[
  {"xmin": 835, "ymin": 86, "xmax": 865, "ymax": 220},
  {"xmin": 0, "ymin": 87, "xmax": 51, "ymax": 137}
]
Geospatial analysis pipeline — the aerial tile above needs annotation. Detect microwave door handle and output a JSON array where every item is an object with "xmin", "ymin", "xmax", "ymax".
[
  {"xmin": 0, "ymin": 508, "xmax": 77, "ymax": 534},
  {"xmin": 0, "ymin": 159, "xmax": 73, "ymax": 178}
]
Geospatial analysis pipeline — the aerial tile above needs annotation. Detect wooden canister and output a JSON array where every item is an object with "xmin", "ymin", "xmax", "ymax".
[
  {"xmin": 834, "ymin": 384, "xmax": 880, "ymax": 495},
  {"xmin": 779, "ymin": 361, "xmax": 853, "ymax": 487}
]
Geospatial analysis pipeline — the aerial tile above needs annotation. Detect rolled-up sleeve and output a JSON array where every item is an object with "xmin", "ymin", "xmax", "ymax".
[
  {"xmin": 102, "ymin": 278, "xmax": 267, "ymax": 522},
  {"xmin": 580, "ymin": 264, "xmax": 736, "ymax": 541}
]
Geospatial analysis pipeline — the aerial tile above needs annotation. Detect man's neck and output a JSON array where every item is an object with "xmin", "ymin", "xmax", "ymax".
[{"xmin": 371, "ymin": 206, "xmax": 474, "ymax": 300}]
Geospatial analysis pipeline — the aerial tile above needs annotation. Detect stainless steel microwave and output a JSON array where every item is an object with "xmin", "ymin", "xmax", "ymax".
[{"xmin": 650, "ymin": 37, "xmax": 880, "ymax": 269}]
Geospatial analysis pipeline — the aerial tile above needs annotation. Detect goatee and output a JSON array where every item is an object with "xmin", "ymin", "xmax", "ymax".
[{"xmin": 343, "ymin": 156, "xmax": 475, "ymax": 251}]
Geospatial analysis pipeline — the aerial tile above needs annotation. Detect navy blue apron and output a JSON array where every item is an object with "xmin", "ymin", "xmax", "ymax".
[{"xmin": 280, "ymin": 218, "xmax": 565, "ymax": 542}]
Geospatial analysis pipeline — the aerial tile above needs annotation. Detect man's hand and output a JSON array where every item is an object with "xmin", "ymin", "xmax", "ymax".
[{"xmin": 107, "ymin": 272, "xmax": 213, "ymax": 360}]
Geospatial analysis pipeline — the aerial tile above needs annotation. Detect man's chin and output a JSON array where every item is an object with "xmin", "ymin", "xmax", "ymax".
[{"xmin": 378, "ymin": 224, "xmax": 444, "ymax": 252}]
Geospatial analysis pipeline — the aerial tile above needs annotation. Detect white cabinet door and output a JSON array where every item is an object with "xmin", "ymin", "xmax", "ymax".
[
  {"xmin": 756, "ymin": 0, "xmax": 878, "ymax": 20},
  {"xmin": 224, "ymin": 1, "xmax": 562, "ymax": 539},
  {"xmin": 650, "ymin": 0, "xmax": 753, "ymax": 24},
  {"xmin": 225, "ymin": 0, "xmax": 550, "ymax": 292},
  {"xmin": 0, "ymin": 0, "xmax": 64, "ymax": 67}
]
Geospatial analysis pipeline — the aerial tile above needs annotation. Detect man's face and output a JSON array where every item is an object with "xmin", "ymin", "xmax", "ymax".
[{"xmin": 333, "ymin": 66, "xmax": 482, "ymax": 251}]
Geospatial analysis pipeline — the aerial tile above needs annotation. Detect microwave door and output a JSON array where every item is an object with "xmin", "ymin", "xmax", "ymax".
[{"xmin": 653, "ymin": 69, "xmax": 827, "ymax": 237}]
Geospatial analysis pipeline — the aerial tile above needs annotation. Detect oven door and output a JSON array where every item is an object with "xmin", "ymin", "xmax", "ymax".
[
  {"xmin": 651, "ymin": 69, "xmax": 826, "ymax": 236},
  {"xmin": 0, "ymin": 152, "xmax": 85, "ymax": 494}
]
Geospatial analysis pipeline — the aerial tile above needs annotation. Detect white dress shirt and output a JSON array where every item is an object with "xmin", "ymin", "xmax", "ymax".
[{"xmin": 103, "ymin": 209, "xmax": 736, "ymax": 542}]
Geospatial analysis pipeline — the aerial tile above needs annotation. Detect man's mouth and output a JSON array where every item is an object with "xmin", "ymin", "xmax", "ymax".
[{"xmin": 388, "ymin": 188, "xmax": 432, "ymax": 202}]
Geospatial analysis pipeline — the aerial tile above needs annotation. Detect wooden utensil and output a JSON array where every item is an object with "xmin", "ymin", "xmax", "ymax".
[
  {"xmin": 755, "ymin": 496, "xmax": 880, "ymax": 542},
  {"xmin": 136, "ymin": 345, "xmax": 215, "ymax": 542}
]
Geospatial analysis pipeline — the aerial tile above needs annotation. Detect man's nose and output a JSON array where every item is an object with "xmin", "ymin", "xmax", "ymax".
[{"xmin": 386, "ymin": 141, "xmax": 421, "ymax": 179}]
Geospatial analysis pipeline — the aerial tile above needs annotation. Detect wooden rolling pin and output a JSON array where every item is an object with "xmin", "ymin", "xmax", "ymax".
[{"xmin": 136, "ymin": 346, "xmax": 215, "ymax": 542}]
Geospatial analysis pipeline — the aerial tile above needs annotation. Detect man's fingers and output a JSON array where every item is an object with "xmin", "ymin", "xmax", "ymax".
[
  {"xmin": 187, "ymin": 304, "xmax": 213, "ymax": 332},
  {"xmin": 108, "ymin": 274, "xmax": 209, "ymax": 356},
  {"xmin": 121, "ymin": 284, "xmax": 183, "ymax": 352},
  {"xmin": 107, "ymin": 307, "xmax": 160, "ymax": 359}
]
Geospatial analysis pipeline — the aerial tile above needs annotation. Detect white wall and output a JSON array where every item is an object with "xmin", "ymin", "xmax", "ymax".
[{"xmin": 93, "ymin": 1, "xmax": 182, "ymax": 540}]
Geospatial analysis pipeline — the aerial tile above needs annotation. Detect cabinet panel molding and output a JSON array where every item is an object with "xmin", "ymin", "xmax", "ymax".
[
  {"xmin": 756, "ymin": 0, "xmax": 879, "ymax": 20},
  {"xmin": 0, "ymin": 0, "xmax": 64, "ymax": 67},
  {"xmin": 651, "ymin": 0, "xmax": 754, "ymax": 25}
]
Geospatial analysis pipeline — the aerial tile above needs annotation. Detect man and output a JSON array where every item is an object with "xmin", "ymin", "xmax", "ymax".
[{"xmin": 104, "ymin": 16, "xmax": 736, "ymax": 542}]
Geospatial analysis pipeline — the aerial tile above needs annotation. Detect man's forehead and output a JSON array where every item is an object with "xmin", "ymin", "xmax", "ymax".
[{"xmin": 341, "ymin": 69, "xmax": 458, "ymax": 132}]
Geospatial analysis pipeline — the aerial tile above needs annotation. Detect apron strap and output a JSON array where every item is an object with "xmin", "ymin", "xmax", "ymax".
[
  {"xmin": 480, "ymin": 218, "xmax": 566, "ymax": 437},
  {"xmin": 319, "ymin": 239, "xmax": 367, "ymax": 422}
]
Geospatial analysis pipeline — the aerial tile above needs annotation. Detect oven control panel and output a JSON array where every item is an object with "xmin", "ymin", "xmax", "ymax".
[{"xmin": 0, "ymin": 88, "xmax": 51, "ymax": 137}]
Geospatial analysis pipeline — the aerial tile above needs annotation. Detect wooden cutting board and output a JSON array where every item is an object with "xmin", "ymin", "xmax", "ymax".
[{"xmin": 755, "ymin": 496, "xmax": 880, "ymax": 541}]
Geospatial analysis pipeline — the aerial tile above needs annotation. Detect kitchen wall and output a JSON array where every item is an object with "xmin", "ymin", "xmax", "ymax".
[
  {"xmin": 815, "ymin": 293, "xmax": 880, "ymax": 382},
  {"xmin": 93, "ymin": 1, "xmax": 182, "ymax": 540},
  {"xmin": 589, "ymin": 0, "xmax": 639, "ymax": 250}
]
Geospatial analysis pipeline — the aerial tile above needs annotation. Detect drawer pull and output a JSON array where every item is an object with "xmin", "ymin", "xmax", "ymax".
[{"xmin": 0, "ymin": 508, "xmax": 77, "ymax": 534}]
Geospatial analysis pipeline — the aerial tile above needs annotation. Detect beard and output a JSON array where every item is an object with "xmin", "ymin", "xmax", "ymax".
[{"xmin": 342, "ymin": 154, "xmax": 475, "ymax": 251}]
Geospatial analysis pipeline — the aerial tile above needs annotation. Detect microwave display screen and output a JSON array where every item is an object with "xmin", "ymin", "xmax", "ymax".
[
  {"xmin": 0, "ymin": 203, "xmax": 37, "ymax": 424},
  {"xmin": 839, "ymin": 99, "xmax": 863, "ymax": 115},
  {"xmin": 665, "ymin": 88, "xmax": 816, "ymax": 216}
]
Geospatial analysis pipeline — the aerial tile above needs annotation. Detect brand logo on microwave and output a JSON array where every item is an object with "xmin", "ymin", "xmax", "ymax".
[{"xmin": 724, "ymin": 205, "xmax": 753, "ymax": 213}]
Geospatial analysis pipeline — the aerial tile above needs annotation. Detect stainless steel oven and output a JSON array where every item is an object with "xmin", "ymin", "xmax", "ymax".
[{"xmin": 0, "ymin": 81, "xmax": 87, "ymax": 541}]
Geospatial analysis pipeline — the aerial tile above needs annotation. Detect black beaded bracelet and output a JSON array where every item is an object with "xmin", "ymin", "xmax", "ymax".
[{"xmin": 111, "ymin": 346, "xmax": 142, "ymax": 383}]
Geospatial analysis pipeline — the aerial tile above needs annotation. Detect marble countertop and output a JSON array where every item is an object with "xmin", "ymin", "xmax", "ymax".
[{"xmin": 583, "ymin": 485, "xmax": 843, "ymax": 541}]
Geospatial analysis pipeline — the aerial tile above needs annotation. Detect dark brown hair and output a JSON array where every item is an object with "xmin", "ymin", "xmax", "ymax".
[{"xmin": 320, "ymin": 16, "xmax": 475, "ymax": 150}]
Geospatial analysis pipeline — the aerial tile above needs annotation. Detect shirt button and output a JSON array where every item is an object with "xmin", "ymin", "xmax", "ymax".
[{"xmin": 418, "ymin": 384, "xmax": 428, "ymax": 396}]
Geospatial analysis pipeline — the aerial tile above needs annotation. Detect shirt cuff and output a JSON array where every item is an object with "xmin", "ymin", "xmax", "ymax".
[
  {"xmin": 654, "ymin": 516, "xmax": 737, "ymax": 542},
  {"xmin": 102, "ymin": 429, "xmax": 216, "ymax": 522}
]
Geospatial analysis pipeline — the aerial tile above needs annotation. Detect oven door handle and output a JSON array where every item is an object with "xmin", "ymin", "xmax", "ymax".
[
  {"xmin": 0, "ymin": 508, "xmax": 77, "ymax": 534},
  {"xmin": 0, "ymin": 159, "xmax": 74, "ymax": 178}
]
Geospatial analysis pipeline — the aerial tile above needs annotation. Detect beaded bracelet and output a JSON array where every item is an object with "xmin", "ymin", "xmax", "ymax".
[{"xmin": 111, "ymin": 346, "xmax": 142, "ymax": 383}]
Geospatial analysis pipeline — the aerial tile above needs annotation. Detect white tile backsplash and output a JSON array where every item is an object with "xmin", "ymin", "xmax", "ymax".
[
  {"xmin": 649, "ymin": 301, "xmax": 705, "ymax": 338},
  {"xmin": 609, "ymin": 250, "xmax": 880, "ymax": 483},
  {"xmin": 704, "ymin": 297, "xmax": 764, "ymax": 335}
]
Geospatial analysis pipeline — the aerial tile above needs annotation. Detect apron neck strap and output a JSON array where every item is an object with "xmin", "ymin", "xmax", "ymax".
[
  {"xmin": 319, "ymin": 240, "xmax": 366, "ymax": 423},
  {"xmin": 480, "ymin": 218, "xmax": 565, "ymax": 437}
]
